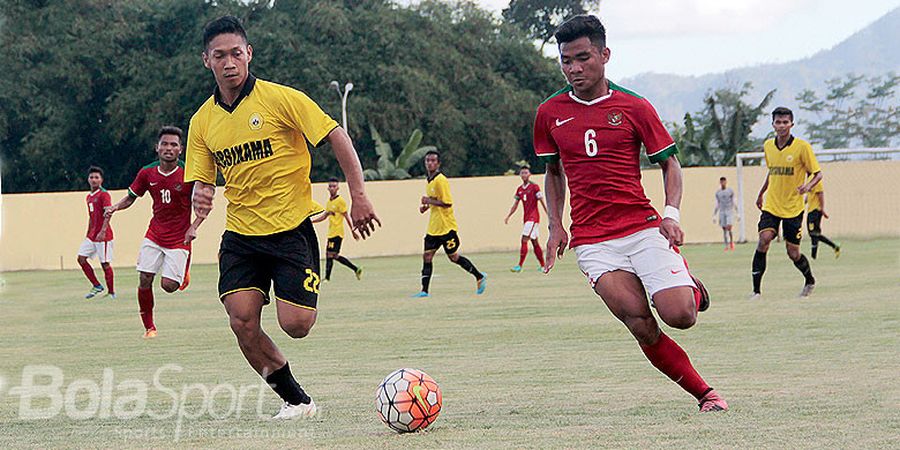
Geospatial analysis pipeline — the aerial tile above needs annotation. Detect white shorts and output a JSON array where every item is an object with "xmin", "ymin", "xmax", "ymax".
[
  {"xmin": 77, "ymin": 239, "xmax": 114, "ymax": 263},
  {"xmin": 574, "ymin": 227, "xmax": 695, "ymax": 297},
  {"xmin": 719, "ymin": 211, "xmax": 735, "ymax": 227},
  {"xmin": 136, "ymin": 239, "xmax": 190, "ymax": 284},
  {"xmin": 521, "ymin": 221, "xmax": 540, "ymax": 239}
]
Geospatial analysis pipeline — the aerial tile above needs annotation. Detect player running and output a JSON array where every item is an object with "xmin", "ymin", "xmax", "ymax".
[
  {"xmin": 535, "ymin": 15, "xmax": 726, "ymax": 412},
  {"xmin": 806, "ymin": 176, "xmax": 840, "ymax": 259},
  {"xmin": 752, "ymin": 107, "xmax": 822, "ymax": 299},
  {"xmin": 504, "ymin": 166, "xmax": 548, "ymax": 272},
  {"xmin": 311, "ymin": 178, "xmax": 362, "ymax": 282},
  {"xmin": 413, "ymin": 150, "xmax": 486, "ymax": 298},
  {"xmin": 185, "ymin": 16, "xmax": 380, "ymax": 420},
  {"xmin": 713, "ymin": 176, "xmax": 737, "ymax": 251},
  {"xmin": 77, "ymin": 166, "xmax": 115, "ymax": 300},
  {"xmin": 105, "ymin": 126, "xmax": 201, "ymax": 339}
]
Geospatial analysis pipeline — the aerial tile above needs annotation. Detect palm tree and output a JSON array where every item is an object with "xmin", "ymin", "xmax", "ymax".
[{"xmin": 363, "ymin": 125, "xmax": 436, "ymax": 180}]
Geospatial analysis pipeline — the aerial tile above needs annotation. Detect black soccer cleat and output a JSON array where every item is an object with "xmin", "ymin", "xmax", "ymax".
[{"xmin": 692, "ymin": 275, "xmax": 710, "ymax": 312}]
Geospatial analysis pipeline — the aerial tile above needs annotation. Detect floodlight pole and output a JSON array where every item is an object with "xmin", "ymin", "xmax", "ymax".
[{"xmin": 329, "ymin": 80, "xmax": 354, "ymax": 131}]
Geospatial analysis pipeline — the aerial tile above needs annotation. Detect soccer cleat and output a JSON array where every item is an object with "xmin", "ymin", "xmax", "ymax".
[
  {"xmin": 85, "ymin": 285, "xmax": 104, "ymax": 299},
  {"xmin": 691, "ymin": 275, "xmax": 710, "ymax": 312},
  {"xmin": 143, "ymin": 328, "xmax": 158, "ymax": 339},
  {"xmin": 106, "ymin": 293, "xmax": 117, "ymax": 300},
  {"xmin": 272, "ymin": 400, "xmax": 317, "ymax": 420},
  {"xmin": 729, "ymin": 242, "xmax": 735, "ymax": 251},
  {"xmin": 834, "ymin": 243, "xmax": 841, "ymax": 259},
  {"xmin": 355, "ymin": 267, "xmax": 363, "ymax": 280},
  {"xmin": 698, "ymin": 390, "xmax": 728, "ymax": 412},
  {"xmin": 510, "ymin": 265, "xmax": 522, "ymax": 273},
  {"xmin": 476, "ymin": 273, "xmax": 487, "ymax": 295},
  {"xmin": 411, "ymin": 291, "xmax": 430, "ymax": 298},
  {"xmin": 799, "ymin": 284, "xmax": 815, "ymax": 298},
  {"xmin": 537, "ymin": 266, "xmax": 545, "ymax": 272},
  {"xmin": 748, "ymin": 292, "xmax": 762, "ymax": 301}
]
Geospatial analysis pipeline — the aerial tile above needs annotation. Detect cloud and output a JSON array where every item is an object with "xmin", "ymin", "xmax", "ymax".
[{"xmin": 594, "ymin": 0, "xmax": 815, "ymax": 37}]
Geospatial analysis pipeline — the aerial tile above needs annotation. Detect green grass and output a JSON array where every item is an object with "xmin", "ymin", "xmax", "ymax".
[{"xmin": 1, "ymin": 239, "xmax": 898, "ymax": 449}]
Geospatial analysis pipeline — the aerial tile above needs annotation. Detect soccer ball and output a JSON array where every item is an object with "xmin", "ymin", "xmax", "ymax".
[{"xmin": 375, "ymin": 368, "xmax": 442, "ymax": 433}]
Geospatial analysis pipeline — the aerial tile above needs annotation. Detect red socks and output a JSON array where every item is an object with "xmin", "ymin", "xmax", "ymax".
[
  {"xmin": 533, "ymin": 242, "xmax": 545, "ymax": 268},
  {"xmin": 102, "ymin": 265, "xmax": 115, "ymax": 294},
  {"xmin": 640, "ymin": 332, "xmax": 711, "ymax": 400},
  {"xmin": 138, "ymin": 287, "xmax": 155, "ymax": 330},
  {"xmin": 518, "ymin": 242, "xmax": 528, "ymax": 266},
  {"xmin": 79, "ymin": 260, "xmax": 101, "ymax": 286}
]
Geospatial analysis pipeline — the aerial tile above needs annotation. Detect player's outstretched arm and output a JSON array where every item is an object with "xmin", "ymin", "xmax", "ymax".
[
  {"xmin": 658, "ymin": 155, "xmax": 685, "ymax": 248},
  {"xmin": 543, "ymin": 159, "xmax": 568, "ymax": 273},
  {"xmin": 756, "ymin": 176, "xmax": 770, "ymax": 210},
  {"xmin": 327, "ymin": 127, "xmax": 381, "ymax": 239},
  {"xmin": 310, "ymin": 211, "xmax": 330, "ymax": 224},
  {"xmin": 504, "ymin": 198, "xmax": 519, "ymax": 224},
  {"xmin": 105, "ymin": 195, "xmax": 136, "ymax": 217}
]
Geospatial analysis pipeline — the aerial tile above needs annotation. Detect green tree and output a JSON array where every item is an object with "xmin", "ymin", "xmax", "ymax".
[
  {"xmin": 362, "ymin": 126, "xmax": 434, "ymax": 181},
  {"xmin": 503, "ymin": 0, "xmax": 601, "ymax": 50}
]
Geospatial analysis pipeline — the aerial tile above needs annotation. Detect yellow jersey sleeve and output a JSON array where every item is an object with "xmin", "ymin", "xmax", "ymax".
[
  {"xmin": 276, "ymin": 87, "xmax": 339, "ymax": 147},
  {"xmin": 435, "ymin": 176, "xmax": 453, "ymax": 205},
  {"xmin": 184, "ymin": 107, "xmax": 218, "ymax": 185},
  {"xmin": 801, "ymin": 141, "xmax": 821, "ymax": 175}
]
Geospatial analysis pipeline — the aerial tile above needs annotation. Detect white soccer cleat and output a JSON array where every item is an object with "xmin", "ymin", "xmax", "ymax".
[
  {"xmin": 748, "ymin": 293, "xmax": 761, "ymax": 301},
  {"xmin": 799, "ymin": 284, "xmax": 815, "ymax": 298},
  {"xmin": 272, "ymin": 400, "xmax": 317, "ymax": 420}
]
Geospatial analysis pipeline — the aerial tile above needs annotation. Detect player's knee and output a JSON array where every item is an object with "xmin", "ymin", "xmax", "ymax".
[
  {"xmin": 423, "ymin": 253, "xmax": 434, "ymax": 263},
  {"xmin": 160, "ymin": 279, "xmax": 179, "ymax": 293},
  {"xmin": 662, "ymin": 310, "xmax": 696, "ymax": 329},
  {"xmin": 280, "ymin": 320, "xmax": 314, "ymax": 339},
  {"xmin": 229, "ymin": 315, "xmax": 261, "ymax": 340}
]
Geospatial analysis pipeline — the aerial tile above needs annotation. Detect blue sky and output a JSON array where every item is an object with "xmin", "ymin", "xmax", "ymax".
[{"xmin": 469, "ymin": 0, "xmax": 900, "ymax": 78}]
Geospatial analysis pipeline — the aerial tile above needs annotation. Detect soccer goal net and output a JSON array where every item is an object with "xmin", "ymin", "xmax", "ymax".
[{"xmin": 735, "ymin": 148, "xmax": 900, "ymax": 243}]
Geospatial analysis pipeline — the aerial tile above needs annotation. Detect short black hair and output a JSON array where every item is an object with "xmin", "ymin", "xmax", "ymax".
[
  {"xmin": 203, "ymin": 15, "xmax": 248, "ymax": 50},
  {"xmin": 771, "ymin": 106, "xmax": 794, "ymax": 122},
  {"xmin": 554, "ymin": 15, "xmax": 606, "ymax": 49},
  {"xmin": 158, "ymin": 126, "xmax": 183, "ymax": 142},
  {"xmin": 425, "ymin": 150, "xmax": 441, "ymax": 161},
  {"xmin": 88, "ymin": 166, "xmax": 104, "ymax": 177},
  {"xmin": 328, "ymin": 177, "xmax": 339, "ymax": 183},
  {"xmin": 519, "ymin": 166, "xmax": 531, "ymax": 173},
  {"xmin": 720, "ymin": 176, "xmax": 727, "ymax": 181}
]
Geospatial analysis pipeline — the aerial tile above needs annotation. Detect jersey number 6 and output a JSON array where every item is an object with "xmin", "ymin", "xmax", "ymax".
[{"xmin": 584, "ymin": 129, "xmax": 598, "ymax": 157}]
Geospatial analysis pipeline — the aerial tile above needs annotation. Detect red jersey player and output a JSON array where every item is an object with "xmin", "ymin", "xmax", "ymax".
[
  {"xmin": 106, "ymin": 126, "xmax": 201, "ymax": 339},
  {"xmin": 504, "ymin": 166, "xmax": 548, "ymax": 272},
  {"xmin": 77, "ymin": 166, "xmax": 115, "ymax": 299},
  {"xmin": 535, "ymin": 16, "xmax": 727, "ymax": 412}
]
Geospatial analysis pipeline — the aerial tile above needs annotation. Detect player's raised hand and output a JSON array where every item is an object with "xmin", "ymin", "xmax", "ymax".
[
  {"xmin": 192, "ymin": 182, "xmax": 215, "ymax": 219},
  {"xmin": 544, "ymin": 224, "xmax": 568, "ymax": 273},
  {"xmin": 660, "ymin": 218, "xmax": 684, "ymax": 248},
  {"xmin": 351, "ymin": 194, "xmax": 381, "ymax": 239}
]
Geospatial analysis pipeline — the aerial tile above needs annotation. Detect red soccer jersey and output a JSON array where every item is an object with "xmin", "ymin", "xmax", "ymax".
[
  {"xmin": 128, "ymin": 163, "xmax": 193, "ymax": 250},
  {"xmin": 533, "ymin": 82, "xmax": 678, "ymax": 247},
  {"xmin": 86, "ymin": 189, "xmax": 113, "ymax": 241},
  {"xmin": 515, "ymin": 182, "xmax": 542, "ymax": 223}
]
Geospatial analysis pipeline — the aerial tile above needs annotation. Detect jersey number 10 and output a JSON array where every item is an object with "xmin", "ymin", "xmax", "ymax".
[{"xmin": 160, "ymin": 189, "xmax": 172, "ymax": 204}]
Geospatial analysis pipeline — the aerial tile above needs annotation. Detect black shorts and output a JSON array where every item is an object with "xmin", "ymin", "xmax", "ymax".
[
  {"xmin": 807, "ymin": 210, "xmax": 823, "ymax": 235},
  {"xmin": 218, "ymin": 219, "xmax": 320, "ymax": 310},
  {"xmin": 424, "ymin": 230, "xmax": 460, "ymax": 255},
  {"xmin": 326, "ymin": 236, "xmax": 343, "ymax": 253},
  {"xmin": 758, "ymin": 211, "xmax": 803, "ymax": 245}
]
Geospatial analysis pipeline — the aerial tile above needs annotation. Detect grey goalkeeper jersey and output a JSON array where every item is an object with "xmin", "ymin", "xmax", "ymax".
[{"xmin": 715, "ymin": 188, "xmax": 735, "ymax": 212}]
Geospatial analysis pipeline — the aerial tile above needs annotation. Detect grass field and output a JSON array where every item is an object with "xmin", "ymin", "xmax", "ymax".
[{"xmin": 1, "ymin": 239, "xmax": 898, "ymax": 449}]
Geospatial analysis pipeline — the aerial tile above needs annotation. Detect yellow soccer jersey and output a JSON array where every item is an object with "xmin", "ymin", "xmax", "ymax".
[
  {"xmin": 426, "ymin": 173, "xmax": 458, "ymax": 235},
  {"xmin": 806, "ymin": 176, "xmax": 823, "ymax": 212},
  {"xmin": 325, "ymin": 195, "xmax": 348, "ymax": 239},
  {"xmin": 185, "ymin": 75, "xmax": 338, "ymax": 235},
  {"xmin": 762, "ymin": 136, "xmax": 821, "ymax": 218}
]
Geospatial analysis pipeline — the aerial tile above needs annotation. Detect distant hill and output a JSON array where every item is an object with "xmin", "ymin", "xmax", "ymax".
[{"xmin": 619, "ymin": 7, "xmax": 900, "ymax": 137}]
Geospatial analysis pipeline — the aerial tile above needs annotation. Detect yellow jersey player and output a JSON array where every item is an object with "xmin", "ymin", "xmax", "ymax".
[
  {"xmin": 413, "ymin": 150, "xmax": 486, "ymax": 298},
  {"xmin": 185, "ymin": 16, "xmax": 380, "ymax": 420},
  {"xmin": 805, "ymin": 176, "xmax": 840, "ymax": 259},
  {"xmin": 752, "ymin": 106, "xmax": 822, "ymax": 299},
  {"xmin": 312, "ymin": 178, "xmax": 362, "ymax": 281}
]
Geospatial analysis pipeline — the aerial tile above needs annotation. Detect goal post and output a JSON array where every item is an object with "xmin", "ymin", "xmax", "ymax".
[{"xmin": 735, "ymin": 148, "xmax": 900, "ymax": 243}]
